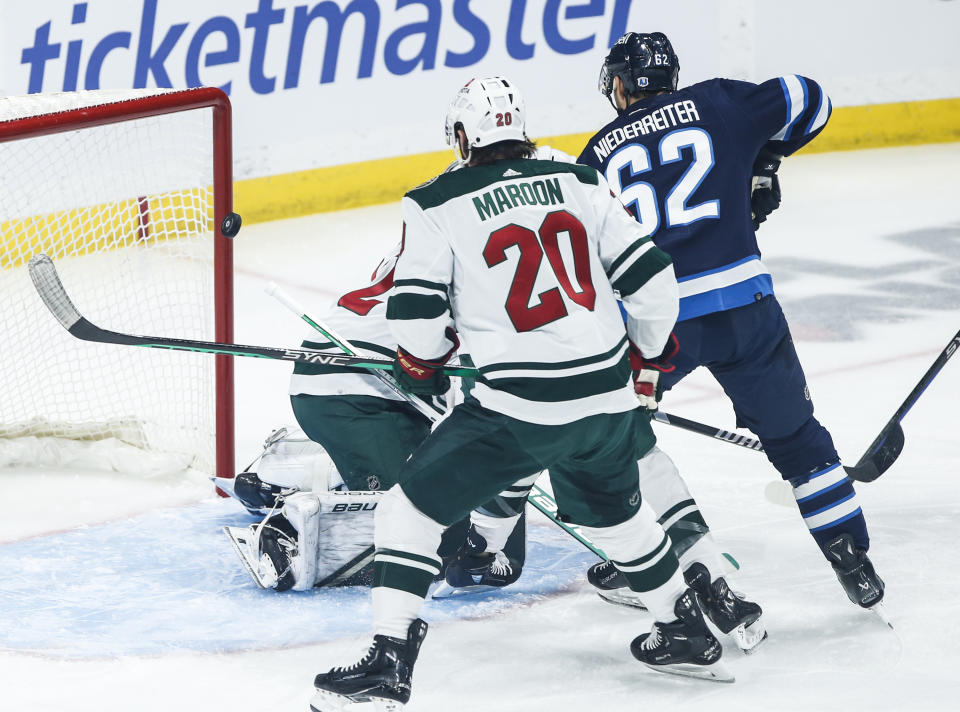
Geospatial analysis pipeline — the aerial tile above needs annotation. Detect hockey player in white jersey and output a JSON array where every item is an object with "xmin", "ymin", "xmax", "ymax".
[
  {"xmin": 438, "ymin": 144, "xmax": 765, "ymax": 651},
  {"xmin": 310, "ymin": 76, "xmax": 735, "ymax": 711},
  {"xmin": 222, "ymin": 245, "xmax": 528, "ymax": 592}
]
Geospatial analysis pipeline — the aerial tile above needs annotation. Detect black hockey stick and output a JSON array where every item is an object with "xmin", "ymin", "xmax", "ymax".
[
  {"xmin": 652, "ymin": 410, "xmax": 764, "ymax": 452},
  {"xmin": 27, "ymin": 254, "xmax": 475, "ymax": 378},
  {"xmin": 843, "ymin": 327, "xmax": 960, "ymax": 483},
  {"xmin": 30, "ymin": 254, "xmax": 768, "ymax": 458}
]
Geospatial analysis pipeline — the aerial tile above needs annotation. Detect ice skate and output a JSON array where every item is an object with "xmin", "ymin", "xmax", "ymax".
[
  {"xmin": 311, "ymin": 619, "xmax": 427, "ymax": 712},
  {"xmin": 683, "ymin": 562, "xmax": 767, "ymax": 653},
  {"xmin": 432, "ymin": 527, "xmax": 521, "ymax": 599},
  {"xmin": 586, "ymin": 559, "xmax": 648, "ymax": 609},
  {"xmin": 630, "ymin": 589, "xmax": 734, "ymax": 683},
  {"xmin": 824, "ymin": 534, "xmax": 889, "ymax": 625}
]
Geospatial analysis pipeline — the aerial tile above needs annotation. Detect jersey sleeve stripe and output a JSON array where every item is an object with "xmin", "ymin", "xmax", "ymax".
[
  {"xmin": 393, "ymin": 278, "xmax": 448, "ymax": 293},
  {"xmin": 385, "ymin": 293, "xmax": 450, "ymax": 320},
  {"xmin": 612, "ymin": 247, "xmax": 673, "ymax": 298},
  {"xmin": 806, "ymin": 93, "xmax": 832, "ymax": 135},
  {"xmin": 772, "ymin": 75, "xmax": 807, "ymax": 141},
  {"xmin": 608, "ymin": 240, "xmax": 656, "ymax": 285},
  {"xmin": 606, "ymin": 236, "xmax": 653, "ymax": 279}
]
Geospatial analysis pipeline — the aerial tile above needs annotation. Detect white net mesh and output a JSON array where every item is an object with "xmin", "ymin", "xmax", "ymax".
[{"xmin": 0, "ymin": 90, "xmax": 221, "ymax": 475}]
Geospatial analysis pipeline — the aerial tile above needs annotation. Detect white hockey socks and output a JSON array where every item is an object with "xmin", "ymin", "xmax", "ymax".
[
  {"xmin": 469, "ymin": 510, "xmax": 521, "ymax": 553},
  {"xmin": 371, "ymin": 486, "xmax": 444, "ymax": 639},
  {"xmin": 580, "ymin": 500, "xmax": 687, "ymax": 622}
]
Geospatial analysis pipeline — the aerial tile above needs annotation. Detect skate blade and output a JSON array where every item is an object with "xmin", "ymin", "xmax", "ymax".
[
  {"xmin": 310, "ymin": 690, "xmax": 403, "ymax": 712},
  {"xmin": 643, "ymin": 659, "xmax": 735, "ymax": 683},
  {"xmin": 431, "ymin": 581, "xmax": 502, "ymax": 599},
  {"xmin": 732, "ymin": 619, "xmax": 768, "ymax": 654},
  {"xmin": 867, "ymin": 601, "xmax": 894, "ymax": 629},
  {"xmin": 309, "ymin": 689, "xmax": 351, "ymax": 712},
  {"xmin": 596, "ymin": 589, "xmax": 648, "ymax": 610}
]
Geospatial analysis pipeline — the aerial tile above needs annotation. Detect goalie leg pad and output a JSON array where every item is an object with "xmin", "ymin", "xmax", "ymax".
[{"xmin": 282, "ymin": 492, "xmax": 322, "ymax": 591}]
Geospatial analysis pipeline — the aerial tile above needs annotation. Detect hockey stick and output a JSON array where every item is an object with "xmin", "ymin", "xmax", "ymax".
[
  {"xmin": 843, "ymin": 327, "xmax": 960, "ymax": 483},
  {"xmin": 649, "ymin": 411, "xmax": 805, "ymax": 509},
  {"xmin": 651, "ymin": 410, "xmax": 764, "ymax": 452},
  {"xmin": 27, "ymin": 255, "xmax": 474, "ymax": 377},
  {"xmin": 262, "ymin": 281, "xmax": 612, "ymax": 557},
  {"xmin": 264, "ymin": 282, "xmax": 445, "ymax": 419}
]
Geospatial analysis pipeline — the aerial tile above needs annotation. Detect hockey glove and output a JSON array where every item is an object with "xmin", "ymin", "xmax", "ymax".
[
  {"xmin": 629, "ymin": 333, "xmax": 679, "ymax": 412},
  {"xmin": 393, "ymin": 347, "xmax": 451, "ymax": 396},
  {"xmin": 751, "ymin": 148, "xmax": 782, "ymax": 230}
]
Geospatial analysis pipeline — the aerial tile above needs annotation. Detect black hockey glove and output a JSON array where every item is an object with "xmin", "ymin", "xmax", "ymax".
[{"xmin": 751, "ymin": 148, "xmax": 782, "ymax": 230}]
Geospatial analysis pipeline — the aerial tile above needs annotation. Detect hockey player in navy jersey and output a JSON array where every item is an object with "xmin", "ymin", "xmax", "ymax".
[{"xmin": 578, "ymin": 32, "xmax": 885, "ymax": 613}]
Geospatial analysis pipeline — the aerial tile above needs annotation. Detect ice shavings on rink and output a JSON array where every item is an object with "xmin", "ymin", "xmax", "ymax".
[{"xmin": 0, "ymin": 498, "xmax": 595, "ymax": 658}]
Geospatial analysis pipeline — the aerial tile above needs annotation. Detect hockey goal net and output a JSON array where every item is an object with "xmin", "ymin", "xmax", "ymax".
[{"xmin": 0, "ymin": 87, "xmax": 234, "ymax": 478}]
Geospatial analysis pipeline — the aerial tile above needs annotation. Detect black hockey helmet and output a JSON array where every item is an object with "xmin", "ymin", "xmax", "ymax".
[{"xmin": 599, "ymin": 32, "xmax": 679, "ymax": 110}]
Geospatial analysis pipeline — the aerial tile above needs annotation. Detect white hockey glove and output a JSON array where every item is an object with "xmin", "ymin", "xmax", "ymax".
[{"xmin": 629, "ymin": 334, "xmax": 679, "ymax": 412}]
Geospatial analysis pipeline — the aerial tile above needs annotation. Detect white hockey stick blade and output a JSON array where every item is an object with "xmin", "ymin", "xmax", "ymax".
[
  {"xmin": 223, "ymin": 526, "xmax": 271, "ymax": 589},
  {"xmin": 764, "ymin": 479, "xmax": 797, "ymax": 508},
  {"xmin": 642, "ymin": 659, "xmax": 735, "ymax": 684},
  {"xmin": 28, "ymin": 254, "xmax": 84, "ymax": 330}
]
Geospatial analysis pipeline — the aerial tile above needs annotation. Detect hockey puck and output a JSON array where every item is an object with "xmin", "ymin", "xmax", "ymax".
[{"xmin": 221, "ymin": 212, "xmax": 242, "ymax": 238}]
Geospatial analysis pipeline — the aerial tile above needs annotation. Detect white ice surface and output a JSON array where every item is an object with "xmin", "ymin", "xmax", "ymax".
[{"xmin": 3, "ymin": 144, "xmax": 960, "ymax": 711}]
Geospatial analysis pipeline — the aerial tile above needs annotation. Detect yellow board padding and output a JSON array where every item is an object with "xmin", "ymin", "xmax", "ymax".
[
  {"xmin": 0, "ymin": 190, "xmax": 211, "ymax": 270},
  {"xmin": 235, "ymin": 96, "xmax": 960, "ymax": 226}
]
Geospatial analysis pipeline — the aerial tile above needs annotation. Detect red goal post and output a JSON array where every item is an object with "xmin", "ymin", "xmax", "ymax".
[{"xmin": 0, "ymin": 87, "xmax": 235, "ymax": 481}]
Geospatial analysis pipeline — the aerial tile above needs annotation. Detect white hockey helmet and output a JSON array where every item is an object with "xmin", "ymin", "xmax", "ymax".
[{"xmin": 444, "ymin": 76, "xmax": 528, "ymax": 160}]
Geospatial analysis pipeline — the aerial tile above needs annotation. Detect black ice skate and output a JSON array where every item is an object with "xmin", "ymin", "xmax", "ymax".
[
  {"xmin": 586, "ymin": 559, "xmax": 648, "ymax": 609},
  {"xmin": 311, "ymin": 619, "xmax": 428, "ymax": 712},
  {"xmin": 431, "ymin": 527, "xmax": 521, "ymax": 599},
  {"xmin": 683, "ymin": 562, "xmax": 767, "ymax": 653},
  {"xmin": 630, "ymin": 589, "xmax": 733, "ymax": 683},
  {"xmin": 824, "ymin": 534, "xmax": 889, "ymax": 625}
]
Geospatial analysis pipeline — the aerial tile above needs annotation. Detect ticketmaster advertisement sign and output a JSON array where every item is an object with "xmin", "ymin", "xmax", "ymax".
[
  {"xmin": 0, "ymin": 0, "xmax": 732, "ymax": 179},
  {"xmin": 2, "ymin": 1, "xmax": 958, "ymax": 215}
]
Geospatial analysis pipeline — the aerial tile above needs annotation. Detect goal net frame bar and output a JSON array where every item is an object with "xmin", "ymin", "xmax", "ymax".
[{"xmin": 0, "ymin": 86, "xmax": 236, "ymax": 480}]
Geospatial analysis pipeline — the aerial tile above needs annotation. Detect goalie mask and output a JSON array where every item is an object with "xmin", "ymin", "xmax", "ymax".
[{"xmin": 444, "ymin": 76, "xmax": 528, "ymax": 161}]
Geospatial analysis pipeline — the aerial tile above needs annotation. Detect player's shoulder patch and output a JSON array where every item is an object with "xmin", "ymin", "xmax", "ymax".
[
  {"xmin": 562, "ymin": 161, "xmax": 600, "ymax": 185},
  {"xmin": 410, "ymin": 174, "xmax": 440, "ymax": 191},
  {"xmin": 404, "ymin": 170, "xmax": 459, "ymax": 208}
]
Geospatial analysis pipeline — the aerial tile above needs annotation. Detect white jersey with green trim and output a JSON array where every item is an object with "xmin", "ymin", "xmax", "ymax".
[
  {"xmin": 388, "ymin": 158, "xmax": 679, "ymax": 426},
  {"xmin": 288, "ymin": 245, "xmax": 408, "ymax": 401}
]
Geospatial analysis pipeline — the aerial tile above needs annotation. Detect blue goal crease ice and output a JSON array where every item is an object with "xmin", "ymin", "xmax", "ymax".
[{"xmin": 0, "ymin": 499, "xmax": 597, "ymax": 659}]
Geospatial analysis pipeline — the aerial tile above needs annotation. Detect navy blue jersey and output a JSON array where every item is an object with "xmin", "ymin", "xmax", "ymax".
[{"xmin": 579, "ymin": 75, "xmax": 831, "ymax": 321}]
